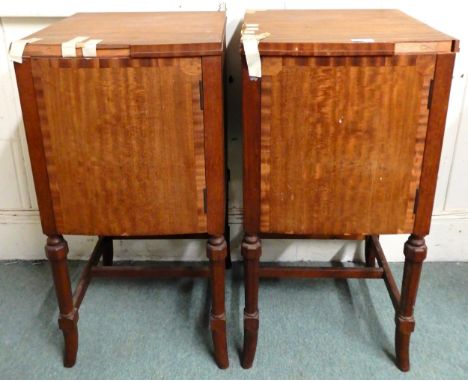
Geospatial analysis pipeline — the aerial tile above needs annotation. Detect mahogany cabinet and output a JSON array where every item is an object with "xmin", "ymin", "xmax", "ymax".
[
  {"xmin": 241, "ymin": 9, "xmax": 458, "ymax": 371},
  {"xmin": 13, "ymin": 12, "xmax": 229, "ymax": 368}
]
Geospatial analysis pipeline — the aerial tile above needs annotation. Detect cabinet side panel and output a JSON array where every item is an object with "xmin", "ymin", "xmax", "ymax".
[
  {"xmin": 414, "ymin": 53, "xmax": 456, "ymax": 236},
  {"xmin": 202, "ymin": 55, "xmax": 225, "ymax": 235},
  {"xmin": 261, "ymin": 55, "xmax": 435, "ymax": 235},
  {"xmin": 31, "ymin": 57, "xmax": 206, "ymax": 236},
  {"xmin": 14, "ymin": 59, "xmax": 57, "ymax": 235},
  {"xmin": 242, "ymin": 58, "xmax": 262, "ymax": 234}
]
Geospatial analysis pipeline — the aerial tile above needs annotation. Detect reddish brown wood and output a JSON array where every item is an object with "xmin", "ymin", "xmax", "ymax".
[
  {"xmin": 370, "ymin": 235, "xmax": 401, "ymax": 311},
  {"xmin": 241, "ymin": 10, "xmax": 456, "ymax": 373},
  {"xmin": 91, "ymin": 265, "xmax": 210, "ymax": 278},
  {"xmin": 45, "ymin": 235, "xmax": 78, "ymax": 367},
  {"xmin": 14, "ymin": 60, "xmax": 57, "ymax": 235},
  {"xmin": 15, "ymin": 12, "xmax": 228, "ymax": 369},
  {"xmin": 259, "ymin": 55, "xmax": 434, "ymax": 235},
  {"xmin": 203, "ymin": 56, "xmax": 226, "ymax": 236},
  {"xmin": 241, "ymin": 235, "xmax": 261, "ymax": 369},
  {"xmin": 73, "ymin": 237, "xmax": 104, "ymax": 309},
  {"xmin": 259, "ymin": 266, "xmax": 383, "ymax": 279},
  {"xmin": 21, "ymin": 12, "xmax": 226, "ymax": 59},
  {"xmin": 414, "ymin": 54, "xmax": 456, "ymax": 236},
  {"xmin": 396, "ymin": 235, "xmax": 427, "ymax": 371},
  {"xmin": 206, "ymin": 236, "xmax": 229, "ymax": 369},
  {"xmin": 32, "ymin": 57, "xmax": 207, "ymax": 236},
  {"xmin": 242, "ymin": 10, "xmax": 458, "ymax": 56},
  {"xmin": 242, "ymin": 59, "xmax": 262, "ymax": 234}
]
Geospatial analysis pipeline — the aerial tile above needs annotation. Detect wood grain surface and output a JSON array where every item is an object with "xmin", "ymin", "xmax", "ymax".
[
  {"xmin": 22, "ymin": 12, "xmax": 226, "ymax": 58},
  {"xmin": 259, "ymin": 55, "xmax": 436, "ymax": 235},
  {"xmin": 32, "ymin": 57, "xmax": 207, "ymax": 235},
  {"xmin": 242, "ymin": 9, "xmax": 458, "ymax": 56}
]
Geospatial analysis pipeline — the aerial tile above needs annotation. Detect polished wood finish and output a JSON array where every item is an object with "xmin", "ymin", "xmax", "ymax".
[
  {"xmin": 397, "ymin": 235, "xmax": 427, "ymax": 371},
  {"xmin": 91, "ymin": 265, "xmax": 210, "ymax": 278},
  {"xmin": 207, "ymin": 236, "xmax": 229, "ymax": 369},
  {"xmin": 22, "ymin": 12, "xmax": 226, "ymax": 58},
  {"xmin": 241, "ymin": 235, "xmax": 261, "ymax": 369},
  {"xmin": 414, "ymin": 54, "xmax": 456, "ymax": 236},
  {"xmin": 370, "ymin": 235, "xmax": 401, "ymax": 311},
  {"xmin": 241, "ymin": 9, "xmax": 457, "ymax": 371},
  {"xmin": 32, "ymin": 57, "xmax": 206, "ymax": 236},
  {"xmin": 203, "ymin": 56, "xmax": 226, "ymax": 236},
  {"xmin": 15, "ymin": 12, "xmax": 228, "ymax": 369},
  {"xmin": 14, "ymin": 60, "xmax": 57, "ymax": 235},
  {"xmin": 260, "ymin": 55, "xmax": 434, "ymax": 235},
  {"xmin": 242, "ymin": 60, "xmax": 261, "ymax": 235},
  {"xmin": 259, "ymin": 265, "xmax": 384, "ymax": 279},
  {"xmin": 73, "ymin": 237, "xmax": 105, "ymax": 309},
  {"xmin": 45, "ymin": 235, "xmax": 78, "ymax": 367},
  {"xmin": 242, "ymin": 9, "xmax": 458, "ymax": 56}
]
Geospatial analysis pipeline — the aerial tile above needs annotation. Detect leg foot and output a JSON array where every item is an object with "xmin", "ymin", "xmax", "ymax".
[
  {"xmin": 395, "ymin": 234, "xmax": 426, "ymax": 372},
  {"xmin": 101, "ymin": 237, "xmax": 113, "ymax": 266},
  {"xmin": 59, "ymin": 310, "xmax": 79, "ymax": 367},
  {"xmin": 241, "ymin": 235, "xmax": 261, "ymax": 369},
  {"xmin": 45, "ymin": 235, "xmax": 79, "ymax": 367},
  {"xmin": 207, "ymin": 236, "xmax": 229, "ymax": 369}
]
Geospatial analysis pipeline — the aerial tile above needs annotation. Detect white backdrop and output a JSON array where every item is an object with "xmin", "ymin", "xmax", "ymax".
[{"xmin": 0, "ymin": 0, "xmax": 467, "ymax": 262}]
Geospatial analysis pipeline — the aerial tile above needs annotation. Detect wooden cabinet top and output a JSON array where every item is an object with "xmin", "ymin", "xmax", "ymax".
[
  {"xmin": 242, "ymin": 9, "xmax": 458, "ymax": 56},
  {"xmin": 21, "ymin": 12, "xmax": 226, "ymax": 58}
]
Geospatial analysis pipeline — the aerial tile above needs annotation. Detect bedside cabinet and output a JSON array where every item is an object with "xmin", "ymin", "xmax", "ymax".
[
  {"xmin": 13, "ymin": 12, "xmax": 229, "ymax": 368},
  {"xmin": 240, "ymin": 9, "xmax": 458, "ymax": 371}
]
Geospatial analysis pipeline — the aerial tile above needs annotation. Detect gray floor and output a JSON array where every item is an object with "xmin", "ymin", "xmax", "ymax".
[{"xmin": 0, "ymin": 261, "xmax": 467, "ymax": 379}]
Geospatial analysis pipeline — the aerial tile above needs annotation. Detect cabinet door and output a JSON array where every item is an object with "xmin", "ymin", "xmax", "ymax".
[
  {"xmin": 260, "ymin": 55, "xmax": 435, "ymax": 235},
  {"xmin": 31, "ymin": 57, "xmax": 206, "ymax": 235}
]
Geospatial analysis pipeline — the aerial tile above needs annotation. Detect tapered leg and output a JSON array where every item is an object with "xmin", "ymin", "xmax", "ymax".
[
  {"xmin": 207, "ymin": 236, "xmax": 229, "ymax": 369},
  {"xmin": 45, "ymin": 235, "xmax": 78, "ymax": 368},
  {"xmin": 365, "ymin": 235, "xmax": 377, "ymax": 267},
  {"xmin": 241, "ymin": 235, "xmax": 261, "ymax": 369},
  {"xmin": 395, "ymin": 234, "xmax": 427, "ymax": 371},
  {"xmin": 101, "ymin": 237, "xmax": 113, "ymax": 266}
]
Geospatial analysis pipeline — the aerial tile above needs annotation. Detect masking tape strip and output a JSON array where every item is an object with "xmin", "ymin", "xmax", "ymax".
[
  {"xmin": 82, "ymin": 39, "xmax": 103, "ymax": 58},
  {"xmin": 9, "ymin": 37, "xmax": 42, "ymax": 64},
  {"xmin": 241, "ymin": 31, "xmax": 270, "ymax": 78},
  {"xmin": 61, "ymin": 36, "xmax": 89, "ymax": 57}
]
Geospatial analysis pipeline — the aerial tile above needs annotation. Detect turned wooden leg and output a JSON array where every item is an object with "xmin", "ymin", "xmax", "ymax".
[
  {"xmin": 395, "ymin": 234, "xmax": 427, "ymax": 372},
  {"xmin": 365, "ymin": 235, "xmax": 377, "ymax": 267},
  {"xmin": 101, "ymin": 237, "xmax": 113, "ymax": 266},
  {"xmin": 241, "ymin": 235, "xmax": 261, "ymax": 369},
  {"xmin": 207, "ymin": 236, "xmax": 229, "ymax": 369},
  {"xmin": 45, "ymin": 235, "xmax": 79, "ymax": 368}
]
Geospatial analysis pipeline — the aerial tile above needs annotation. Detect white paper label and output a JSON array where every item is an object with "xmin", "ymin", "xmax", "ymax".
[
  {"xmin": 61, "ymin": 36, "xmax": 89, "ymax": 57},
  {"xmin": 9, "ymin": 37, "xmax": 42, "ymax": 63},
  {"xmin": 82, "ymin": 39, "xmax": 103, "ymax": 58},
  {"xmin": 243, "ymin": 37, "xmax": 262, "ymax": 78}
]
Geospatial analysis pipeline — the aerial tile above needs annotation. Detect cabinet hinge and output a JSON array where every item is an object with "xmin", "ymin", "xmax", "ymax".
[
  {"xmin": 203, "ymin": 188, "xmax": 207, "ymax": 214},
  {"xmin": 413, "ymin": 188, "xmax": 420, "ymax": 214},
  {"xmin": 199, "ymin": 80, "xmax": 204, "ymax": 110},
  {"xmin": 427, "ymin": 79, "xmax": 434, "ymax": 109}
]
